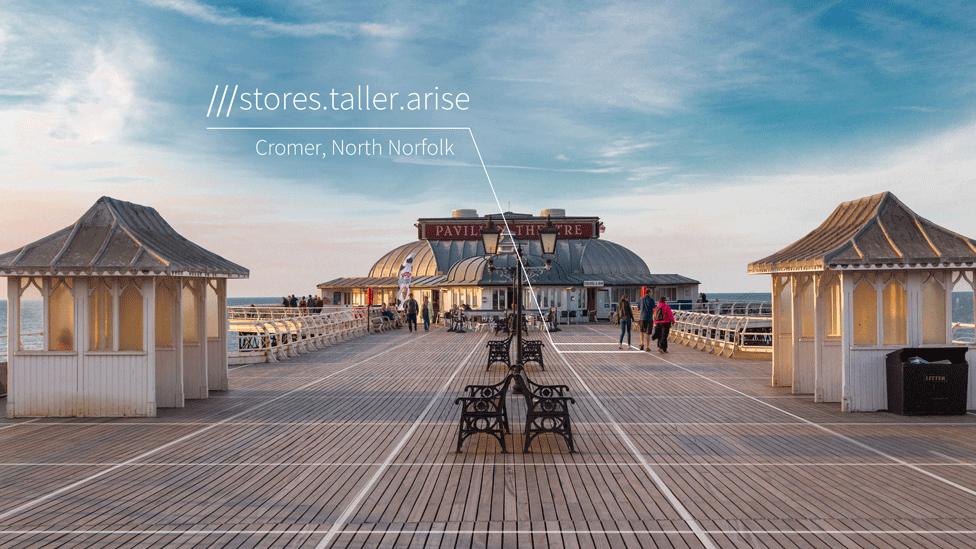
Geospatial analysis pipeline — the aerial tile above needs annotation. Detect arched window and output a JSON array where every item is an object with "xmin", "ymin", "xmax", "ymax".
[
  {"xmin": 18, "ymin": 278, "xmax": 44, "ymax": 351},
  {"xmin": 119, "ymin": 282, "xmax": 144, "ymax": 351},
  {"xmin": 853, "ymin": 280, "xmax": 877, "ymax": 346},
  {"xmin": 48, "ymin": 278, "xmax": 75, "ymax": 352},
  {"xmin": 182, "ymin": 283, "xmax": 200, "ymax": 345},
  {"xmin": 882, "ymin": 279, "xmax": 907, "ymax": 346},
  {"xmin": 796, "ymin": 277, "xmax": 815, "ymax": 338},
  {"xmin": 775, "ymin": 276, "xmax": 792, "ymax": 334},
  {"xmin": 206, "ymin": 281, "xmax": 220, "ymax": 340},
  {"xmin": 89, "ymin": 279, "xmax": 114, "ymax": 351},
  {"xmin": 823, "ymin": 276, "xmax": 842, "ymax": 339},
  {"xmin": 922, "ymin": 275, "xmax": 947, "ymax": 345},
  {"xmin": 155, "ymin": 280, "xmax": 176, "ymax": 349}
]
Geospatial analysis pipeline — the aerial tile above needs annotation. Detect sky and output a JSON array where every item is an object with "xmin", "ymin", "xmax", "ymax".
[{"xmin": 1, "ymin": 0, "xmax": 975, "ymax": 296}]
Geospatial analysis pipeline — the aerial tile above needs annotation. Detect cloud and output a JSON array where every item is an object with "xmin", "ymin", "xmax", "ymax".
[
  {"xmin": 48, "ymin": 38, "xmax": 157, "ymax": 143},
  {"xmin": 599, "ymin": 138, "xmax": 658, "ymax": 158},
  {"xmin": 565, "ymin": 122, "xmax": 976, "ymax": 291},
  {"xmin": 144, "ymin": 0, "xmax": 407, "ymax": 39}
]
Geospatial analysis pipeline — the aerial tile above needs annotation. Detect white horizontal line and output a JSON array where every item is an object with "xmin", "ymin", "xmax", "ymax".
[
  {"xmin": 559, "ymin": 350, "xmax": 644, "ymax": 354},
  {"xmin": 0, "ymin": 529, "xmax": 974, "ymax": 536},
  {"xmin": 205, "ymin": 126, "xmax": 471, "ymax": 131},
  {"xmin": 555, "ymin": 342, "xmax": 622, "ymax": 345},
  {"xmin": 11, "ymin": 420, "xmax": 976, "ymax": 427},
  {"xmin": 0, "ymin": 461, "xmax": 971, "ymax": 468}
]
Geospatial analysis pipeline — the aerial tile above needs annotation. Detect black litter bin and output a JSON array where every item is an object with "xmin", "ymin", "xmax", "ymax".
[{"xmin": 886, "ymin": 347, "xmax": 969, "ymax": 415}]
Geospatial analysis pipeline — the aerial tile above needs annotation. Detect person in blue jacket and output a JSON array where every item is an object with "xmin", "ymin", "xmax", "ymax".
[{"xmin": 638, "ymin": 288, "xmax": 655, "ymax": 351}]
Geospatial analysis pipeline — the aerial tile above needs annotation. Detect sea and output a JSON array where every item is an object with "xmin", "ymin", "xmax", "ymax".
[
  {"xmin": 0, "ymin": 297, "xmax": 280, "ymax": 360},
  {"xmin": 1, "ymin": 294, "xmax": 973, "ymax": 360}
]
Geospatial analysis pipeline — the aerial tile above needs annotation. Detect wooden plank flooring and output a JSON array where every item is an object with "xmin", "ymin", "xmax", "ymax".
[{"xmin": 1, "ymin": 326, "xmax": 976, "ymax": 547}]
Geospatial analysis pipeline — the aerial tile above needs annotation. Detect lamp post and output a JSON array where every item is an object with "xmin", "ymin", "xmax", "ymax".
[{"xmin": 481, "ymin": 215, "xmax": 559, "ymax": 371}]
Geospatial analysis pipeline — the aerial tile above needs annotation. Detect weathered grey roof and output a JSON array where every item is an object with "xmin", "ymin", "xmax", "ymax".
[
  {"xmin": 749, "ymin": 192, "xmax": 976, "ymax": 273},
  {"xmin": 0, "ymin": 196, "xmax": 249, "ymax": 278}
]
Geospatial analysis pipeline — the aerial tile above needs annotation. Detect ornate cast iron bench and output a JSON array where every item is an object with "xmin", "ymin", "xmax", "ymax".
[
  {"xmin": 518, "ymin": 372, "xmax": 576, "ymax": 453},
  {"xmin": 521, "ymin": 339, "xmax": 545, "ymax": 370},
  {"xmin": 493, "ymin": 316, "xmax": 508, "ymax": 335},
  {"xmin": 454, "ymin": 375, "xmax": 512, "ymax": 453},
  {"xmin": 485, "ymin": 335, "xmax": 513, "ymax": 371}
]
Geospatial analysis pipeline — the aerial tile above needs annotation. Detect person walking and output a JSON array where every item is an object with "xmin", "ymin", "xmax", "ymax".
[
  {"xmin": 617, "ymin": 297, "xmax": 633, "ymax": 349},
  {"xmin": 404, "ymin": 293, "xmax": 419, "ymax": 333},
  {"xmin": 421, "ymin": 296, "xmax": 432, "ymax": 332},
  {"xmin": 638, "ymin": 288, "xmax": 655, "ymax": 351},
  {"xmin": 653, "ymin": 296, "xmax": 675, "ymax": 353}
]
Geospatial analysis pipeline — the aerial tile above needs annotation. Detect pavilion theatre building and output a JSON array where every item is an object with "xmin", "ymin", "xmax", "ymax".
[{"xmin": 318, "ymin": 209, "xmax": 699, "ymax": 321}]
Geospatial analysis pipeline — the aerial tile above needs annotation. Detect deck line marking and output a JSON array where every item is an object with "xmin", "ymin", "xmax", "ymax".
[
  {"xmin": 314, "ymin": 332, "xmax": 488, "ymax": 549},
  {"xmin": 545, "ymin": 344, "xmax": 718, "ymax": 549},
  {"xmin": 0, "ymin": 460, "xmax": 971, "ymax": 468},
  {"xmin": 17, "ymin": 419, "xmax": 976, "ymax": 428},
  {"xmin": 584, "ymin": 325, "xmax": 976, "ymax": 501},
  {"xmin": 3, "ymin": 528, "xmax": 976, "ymax": 536},
  {"xmin": 554, "ymin": 342, "xmax": 621, "ymax": 345},
  {"xmin": 0, "ymin": 419, "xmax": 39, "ymax": 432},
  {"xmin": 0, "ymin": 333, "xmax": 430, "ymax": 524},
  {"xmin": 558, "ymin": 350, "xmax": 644, "ymax": 354}
]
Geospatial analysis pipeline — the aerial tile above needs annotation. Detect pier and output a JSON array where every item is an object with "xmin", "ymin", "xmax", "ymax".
[{"xmin": 1, "ymin": 326, "xmax": 976, "ymax": 547}]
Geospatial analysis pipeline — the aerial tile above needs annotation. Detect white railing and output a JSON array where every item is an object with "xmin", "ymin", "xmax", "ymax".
[
  {"xmin": 688, "ymin": 301, "xmax": 772, "ymax": 316},
  {"xmin": 227, "ymin": 306, "xmax": 369, "ymax": 365},
  {"xmin": 952, "ymin": 322, "xmax": 976, "ymax": 345},
  {"xmin": 228, "ymin": 305, "xmax": 351, "ymax": 321},
  {"xmin": 670, "ymin": 311, "xmax": 773, "ymax": 358}
]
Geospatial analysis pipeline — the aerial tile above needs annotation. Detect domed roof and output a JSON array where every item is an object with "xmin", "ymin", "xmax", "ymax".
[
  {"xmin": 369, "ymin": 241, "xmax": 437, "ymax": 277},
  {"xmin": 578, "ymin": 239, "xmax": 652, "ymax": 282},
  {"xmin": 370, "ymin": 238, "xmax": 652, "ymax": 283},
  {"xmin": 446, "ymin": 254, "xmax": 577, "ymax": 286},
  {"xmin": 369, "ymin": 240, "xmax": 486, "ymax": 277}
]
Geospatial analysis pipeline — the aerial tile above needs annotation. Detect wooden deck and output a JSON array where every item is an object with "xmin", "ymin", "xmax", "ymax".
[{"xmin": 1, "ymin": 325, "xmax": 976, "ymax": 548}]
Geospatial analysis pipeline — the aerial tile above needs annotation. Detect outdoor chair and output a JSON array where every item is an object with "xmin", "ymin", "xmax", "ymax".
[
  {"xmin": 521, "ymin": 339, "xmax": 545, "ymax": 370},
  {"xmin": 492, "ymin": 315, "xmax": 506, "ymax": 335},
  {"xmin": 518, "ymin": 372, "xmax": 576, "ymax": 453},
  {"xmin": 455, "ymin": 374, "xmax": 512, "ymax": 453},
  {"xmin": 486, "ymin": 335, "xmax": 513, "ymax": 370},
  {"xmin": 476, "ymin": 316, "xmax": 491, "ymax": 332}
]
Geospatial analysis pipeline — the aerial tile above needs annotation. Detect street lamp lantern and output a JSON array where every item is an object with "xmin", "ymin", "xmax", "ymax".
[
  {"xmin": 539, "ymin": 215, "xmax": 558, "ymax": 256},
  {"xmin": 481, "ymin": 217, "xmax": 503, "ymax": 256}
]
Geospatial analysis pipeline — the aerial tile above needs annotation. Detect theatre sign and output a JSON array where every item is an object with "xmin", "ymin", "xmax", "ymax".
[{"xmin": 417, "ymin": 215, "xmax": 602, "ymax": 241}]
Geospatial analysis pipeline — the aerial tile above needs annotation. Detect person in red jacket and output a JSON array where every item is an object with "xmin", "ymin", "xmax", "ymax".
[{"xmin": 653, "ymin": 296, "xmax": 675, "ymax": 353}]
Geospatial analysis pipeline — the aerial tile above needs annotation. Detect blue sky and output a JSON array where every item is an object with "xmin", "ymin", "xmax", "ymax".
[{"xmin": 1, "ymin": 0, "xmax": 975, "ymax": 295}]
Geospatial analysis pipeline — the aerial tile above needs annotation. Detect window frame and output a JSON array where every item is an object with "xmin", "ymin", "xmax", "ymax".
[
  {"xmin": 84, "ymin": 277, "xmax": 146, "ymax": 355},
  {"xmin": 851, "ymin": 275, "xmax": 878, "ymax": 347}
]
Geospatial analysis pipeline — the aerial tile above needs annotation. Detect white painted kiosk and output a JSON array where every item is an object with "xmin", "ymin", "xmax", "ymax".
[
  {"xmin": 0, "ymin": 197, "xmax": 248, "ymax": 417},
  {"xmin": 749, "ymin": 192, "xmax": 976, "ymax": 412}
]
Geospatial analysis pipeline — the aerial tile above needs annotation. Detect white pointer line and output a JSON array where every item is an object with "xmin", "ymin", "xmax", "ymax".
[{"xmin": 467, "ymin": 128, "xmax": 718, "ymax": 549}]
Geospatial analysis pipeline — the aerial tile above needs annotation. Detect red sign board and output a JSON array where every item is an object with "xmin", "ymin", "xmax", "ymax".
[{"xmin": 420, "ymin": 221, "xmax": 596, "ymax": 240}]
